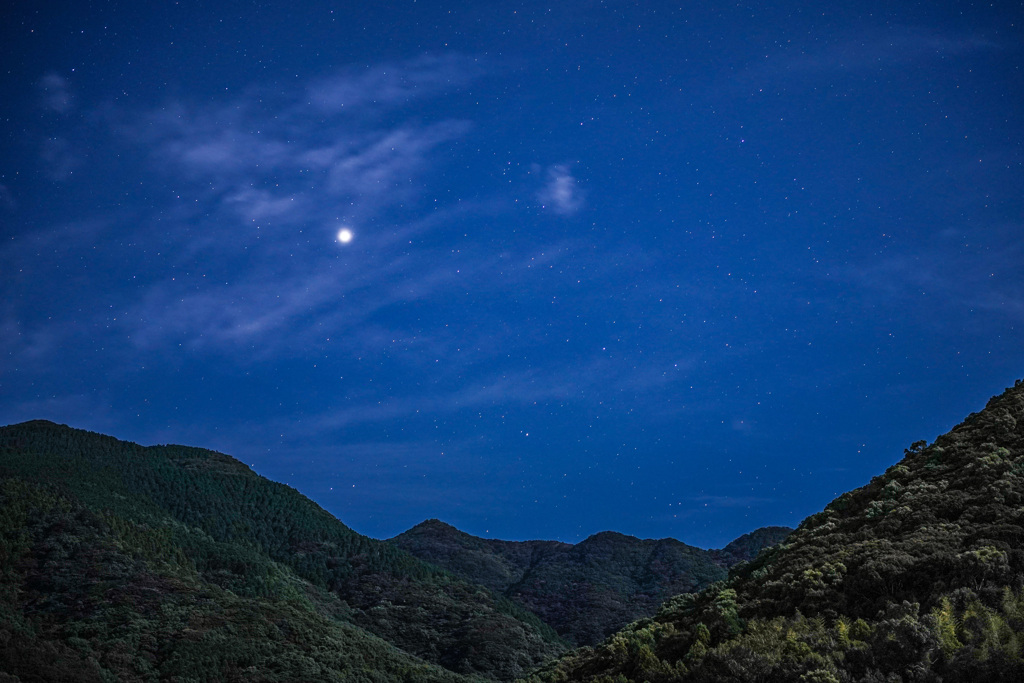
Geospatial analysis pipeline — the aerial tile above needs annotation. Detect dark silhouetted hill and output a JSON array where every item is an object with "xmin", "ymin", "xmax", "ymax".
[{"xmin": 391, "ymin": 519, "xmax": 790, "ymax": 646}]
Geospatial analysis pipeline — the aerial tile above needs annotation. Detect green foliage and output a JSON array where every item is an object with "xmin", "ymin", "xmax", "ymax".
[
  {"xmin": 0, "ymin": 420, "xmax": 563, "ymax": 681},
  {"xmin": 391, "ymin": 521, "xmax": 790, "ymax": 648},
  {"xmin": 529, "ymin": 379, "xmax": 1024, "ymax": 681},
  {"xmin": 933, "ymin": 596, "xmax": 963, "ymax": 658},
  {"xmin": 7, "ymin": 378, "xmax": 1024, "ymax": 682}
]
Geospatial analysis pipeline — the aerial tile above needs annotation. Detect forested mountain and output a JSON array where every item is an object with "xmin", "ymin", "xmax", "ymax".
[
  {"xmin": 707, "ymin": 527, "xmax": 798, "ymax": 569},
  {"xmin": 390, "ymin": 520, "xmax": 790, "ymax": 646},
  {"xmin": 529, "ymin": 379, "xmax": 1024, "ymax": 682},
  {"xmin": 5, "ymin": 378, "xmax": 1023, "ymax": 682},
  {"xmin": 0, "ymin": 420, "xmax": 562, "ymax": 681}
]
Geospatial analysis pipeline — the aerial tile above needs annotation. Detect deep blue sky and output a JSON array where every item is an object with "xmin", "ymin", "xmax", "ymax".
[{"xmin": 2, "ymin": 1, "xmax": 1022, "ymax": 547}]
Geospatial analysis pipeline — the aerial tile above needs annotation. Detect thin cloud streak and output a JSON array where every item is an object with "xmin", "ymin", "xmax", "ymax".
[
  {"xmin": 779, "ymin": 28, "xmax": 999, "ymax": 74},
  {"xmin": 306, "ymin": 54, "xmax": 485, "ymax": 112},
  {"xmin": 301, "ymin": 352, "xmax": 702, "ymax": 435},
  {"xmin": 836, "ymin": 225, "xmax": 1024, "ymax": 325},
  {"xmin": 720, "ymin": 26, "xmax": 1003, "ymax": 96}
]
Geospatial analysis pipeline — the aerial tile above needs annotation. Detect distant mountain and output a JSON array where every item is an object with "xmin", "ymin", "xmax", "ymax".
[
  {"xmin": 708, "ymin": 526, "xmax": 797, "ymax": 569},
  {"xmin": 529, "ymin": 379, "xmax": 1024, "ymax": 682},
  {"xmin": 0, "ymin": 420, "xmax": 562, "ymax": 682},
  {"xmin": 391, "ymin": 519, "xmax": 791, "ymax": 646}
]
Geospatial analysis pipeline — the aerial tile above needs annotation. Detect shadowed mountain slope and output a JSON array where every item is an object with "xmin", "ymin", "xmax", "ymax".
[
  {"xmin": 0, "ymin": 420, "xmax": 563, "ymax": 681},
  {"xmin": 708, "ymin": 526, "xmax": 798, "ymax": 569},
  {"xmin": 391, "ymin": 519, "xmax": 791, "ymax": 646},
  {"xmin": 528, "ymin": 379, "xmax": 1024, "ymax": 682}
]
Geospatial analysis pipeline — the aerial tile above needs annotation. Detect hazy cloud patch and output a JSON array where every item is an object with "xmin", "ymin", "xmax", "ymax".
[
  {"xmin": 306, "ymin": 54, "xmax": 484, "ymax": 112},
  {"xmin": 725, "ymin": 26, "xmax": 1003, "ymax": 95},
  {"xmin": 838, "ymin": 225, "xmax": 1024, "ymax": 325},
  {"xmin": 0, "ymin": 184, "xmax": 15, "ymax": 211},
  {"xmin": 38, "ymin": 72, "xmax": 74, "ymax": 113},
  {"xmin": 39, "ymin": 137, "xmax": 80, "ymax": 181},
  {"xmin": 537, "ymin": 164, "xmax": 584, "ymax": 215}
]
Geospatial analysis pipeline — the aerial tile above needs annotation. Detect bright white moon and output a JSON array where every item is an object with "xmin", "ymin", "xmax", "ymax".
[{"xmin": 337, "ymin": 227, "xmax": 354, "ymax": 244}]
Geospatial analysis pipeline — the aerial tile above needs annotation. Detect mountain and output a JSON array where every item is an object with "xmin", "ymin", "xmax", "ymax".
[
  {"xmin": 391, "ymin": 520, "xmax": 791, "ymax": 647},
  {"xmin": 708, "ymin": 526, "xmax": 798, "ymax": 569},
  {"xmin": 0, "ymin": 420, "xmax": 563, "ymax": 682},
  {"xmin": 8, "ymin": 377, "xmax": 1022, "ymax": 682},
  {"xmin": 529, "ymin": 379, "xmax": 1024, "ymax": 682}
]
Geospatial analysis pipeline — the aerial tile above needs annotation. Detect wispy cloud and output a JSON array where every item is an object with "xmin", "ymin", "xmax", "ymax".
[
  {"xmin": 223, "ymin": 187, "xmax": 306, "ymax": 223},
  {"xmin": 781, "ymin": 28, "xmax": 998, "ymax": 74},
  {"xmin": 290, "ymin": 348, "xmax": 699, "ymax": 435},
  {"xmin": 837, "ymin": 224, "xmax": 1024, "ymax": 325},
  {"xmin": 7, "ymin": 50, "xmax": 693, "ymax": 442},
  {"xmin": 726, "ymin": 26, "xmax": 1002, "ymax": 94},
  {"xmin": 50, "ymin": 56, "xmax": 483, "ymax": 357},
  {"xmin": 536, "ymin": 164, "xmax": 584, "ymax": 215},
  {"xmin": 306, "ymin": 54, "xmax": 484, "ymax": 112},
  {"xmin": 316, "ymin": 122, "xmax": 471, "ymax": 204},
  {"xmin": 121, "ymin": 198, "xmax": 512, "ymax": 358},
  {"xmin": 115, "ymin": 71, "xmax": 476, "ymax": 250},
  {"xmin": 0, "ymin": 184, "xmax": 15, "ymax": 212},
  {"xmin": 32, "ymin": 75, "xmax": 83, "ymax": 181},
  {"xmin": 307, "ymin": 368, "xmax": 585, "ymax": 432},
  {"xmin": 39, "ymin": 137, "xmax": 79, "ymax": 181},
  {"xmin": 37, "ymin": 72, "xmax": 74, "ymax": 113}
]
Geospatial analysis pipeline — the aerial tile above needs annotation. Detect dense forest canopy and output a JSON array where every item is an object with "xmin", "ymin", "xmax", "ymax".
[
  {"xmin": 390, "ymin": 519, "xmax": 790, "ymax": 646},
  {"xmin": 0, "ymin": 420, "xmax": 560, "ymax": 681},
  {"xmin": 3, "ymin": 378, "xmax": 1024, "ymax": 681}
]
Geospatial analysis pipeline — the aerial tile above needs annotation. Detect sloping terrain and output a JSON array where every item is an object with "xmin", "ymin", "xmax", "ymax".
[
  {"xmin": 9, "ymin": 375, "xmax": 1019, "ymax": 683},
  {"xmin": 392, "ymin": 520, "xmax": 790, "ymax": 646},
  {"xmin": 529, "ymin": 379, "xmax": 1024, "ymax": 682},
  {"xmin": 707, "ymin": 526, "xmax": 797, "ymax": 569},
  {"xmin": 0, "ymin": 420, "xmax": 563, "ymax": 681}
]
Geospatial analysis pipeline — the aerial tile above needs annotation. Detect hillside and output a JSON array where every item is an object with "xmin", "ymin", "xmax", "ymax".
[
  {"xmin": 528, "ymin": 379, "xmax": 1024, "ymax": 682},
  {"xmin": 708, "ymin": 526, "xmax": 798, "ymax": 569},
  {"xmin": 391, "ymin": 520, "xmax": 790, "ymax": 646},
  {"xmin": 0, "ymin": 420, "xmax": 563, "ymax": 681}
]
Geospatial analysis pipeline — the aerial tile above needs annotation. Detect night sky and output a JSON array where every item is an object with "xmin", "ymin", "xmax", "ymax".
[{"xmin": 2, "ymin": 1, "xmax": 1022, "ymax": 548}]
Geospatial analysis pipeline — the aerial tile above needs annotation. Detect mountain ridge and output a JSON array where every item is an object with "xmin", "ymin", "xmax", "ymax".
[
  {"xmin": 0, "ymin": 419, "xmax": 562, "ymax": 681},
  {"xmin": 399, "ymin": 519, "xmax": 792, "ymax": 556},
  {"xmin": 5, "ymin": 377, "xmax": 1023, "ymax": 681},
  {"xmin": 391, "ymin": 516, "xmax": 791, "ymax": 646},
  {"xmin": 529, "ymin": 378, "xmax": 1024, "ymax": 681}
]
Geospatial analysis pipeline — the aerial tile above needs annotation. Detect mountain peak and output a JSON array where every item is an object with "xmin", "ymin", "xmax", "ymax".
[
  {"xmin": 580, "ymin": 530, "xmax": 638, "ymax": 544},
  {"xmin": 394, "ymin": 518, "xmax": 470, "ymax": 542},
  {"xmin": 13, "ymin": 419, "xmax": 61, "ymax": 427},
  {"xmin": 414, "ymin": 518, "xmax": 460, "ymax": 531}
]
